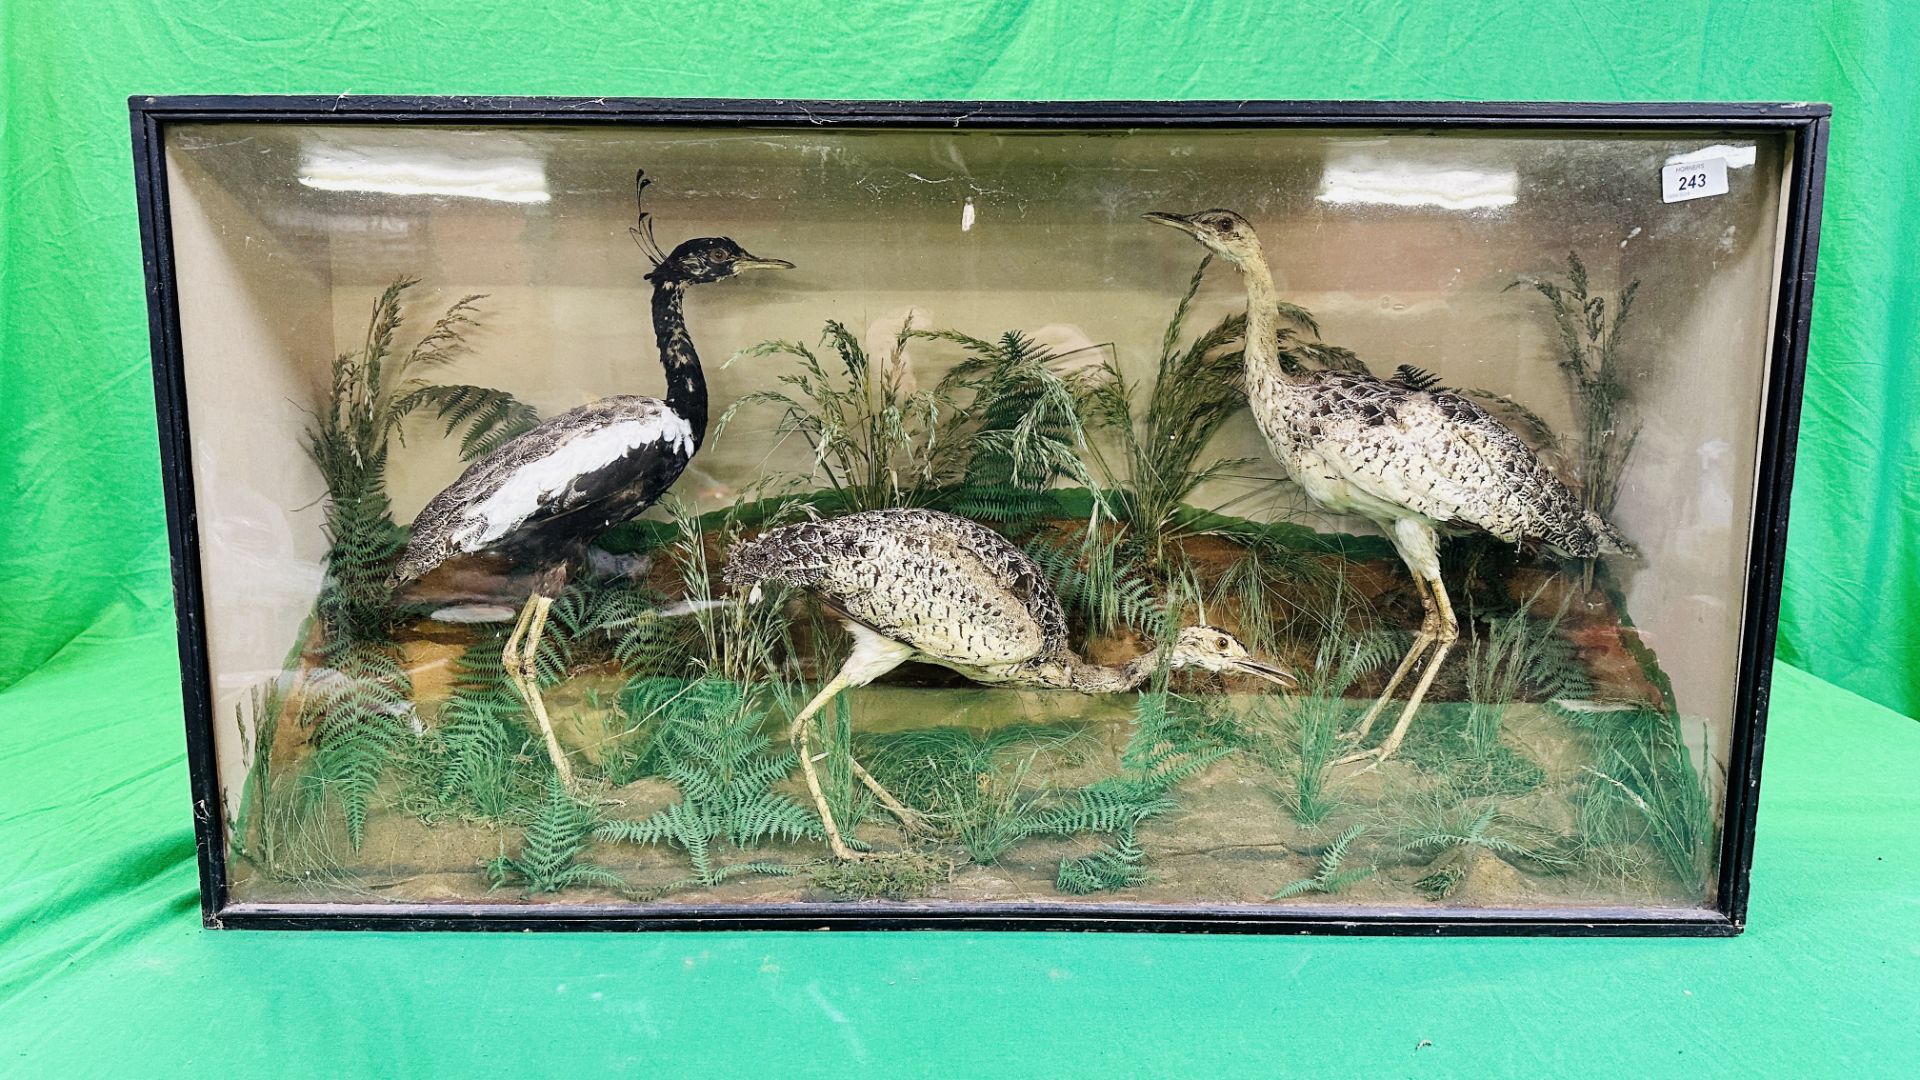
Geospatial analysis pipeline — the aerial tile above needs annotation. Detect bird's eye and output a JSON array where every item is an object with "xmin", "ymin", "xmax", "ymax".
[
  {"xmin": 708, "ymin": 249, "xmax": 728, "ymax": 263},
  {"xmin": 1216, "ymin": 635, "xmax": 1230, "ymax": 648}
]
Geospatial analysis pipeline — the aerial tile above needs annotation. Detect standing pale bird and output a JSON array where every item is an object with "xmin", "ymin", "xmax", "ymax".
[
  {"xmin": 725, "ymin": 507, "xmax": 1294, "ymax": 859},
  {"xmin": 388, "ymin": 173, "xmax": 793, "ymax": 787},
  {"xmin": 1145, "ymin": 208, "xmax": 1631, "ymax": 767}
]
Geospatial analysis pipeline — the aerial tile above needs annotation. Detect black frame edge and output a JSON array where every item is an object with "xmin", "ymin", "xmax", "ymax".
[
  {"xmin": 130, "ymin": 102, "xmax": 229, "ymax": 924},
  {"xmin": 126, "ymin": 94, "xmax": 1832, "ymax": 126},
  {"xmin": 214, "ymin": 900, "xmax": 1736, "ymax": 937},
  {"xmin": 1713, "ymin": 114, "xmax": 1830, "ymax": 929},
  {"xmin": 127, "ymin": 95, "xmax": 1829, "ymax": 936}
]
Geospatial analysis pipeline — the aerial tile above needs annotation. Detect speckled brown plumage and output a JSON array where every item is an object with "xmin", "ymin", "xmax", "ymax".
[
  {"xmin": 1251, "ymin": 367, "xmax": 1634, "ymax": 558},
  {"xmin": 726, "ymin": 508, "xmax": 1069, "ymax": 673}
]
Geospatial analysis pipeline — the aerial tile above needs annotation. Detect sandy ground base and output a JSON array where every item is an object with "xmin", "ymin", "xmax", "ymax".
[{"xmin": 231, "ymin": 678, "xmax": 1703, "ymax": 912}]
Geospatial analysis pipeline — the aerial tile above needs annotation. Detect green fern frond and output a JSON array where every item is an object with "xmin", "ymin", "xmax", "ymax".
[
  {"xmin": 633, "ymin": 861, "xmax": 801, "ymax": 900},
  {"xmin": 400, "ymin": 630, "xmax": 551, "ymax": 825},
  {"xmin": 940, "ymin": 484, "xmax": 1066, "ymax": 526},
  {"xmin": 296, "ymin": 277, "xmax": 515, "ymax": 851},
  {"xmin": 923, "ymin": 326, "xmax": 1101, "ymax": 506},
  {"xmin": 595, "ymin": 678, "xmax": 816, "ymax": 889},
  {"xmin": 1024, "ymin": 782, "xmax": 1179, "ymax": 837},
  {"xmin": 1022, "ymin": 531, "xmax": 1165, "ymax": 638},
  {"xmin": 487, "ymin": 775, "xmax": 625, "ymax": 897},
  {"xmin": 1252, "ymin": 595, "xmax": 1398, "ymax": 826},
  {"xmin": 397, "ymin": 383, "xmax": 540, "ymax": 461},
  {"xmin": 1270, "ymin": 824, "xmax": 1373, "ymax": 898},
  {"xmin": 1056, "ymin": 826, "xmax": 1152, "ymax": 894},
  {"xmin": 301, "ymin": 650, "xmax": 415, "ymax": 850}
]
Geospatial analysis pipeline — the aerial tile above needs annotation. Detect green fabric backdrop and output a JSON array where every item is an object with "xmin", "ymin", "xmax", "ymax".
[{"xmin": 1, "ymin": 1, "xmax": 1916, "ymax": 717}]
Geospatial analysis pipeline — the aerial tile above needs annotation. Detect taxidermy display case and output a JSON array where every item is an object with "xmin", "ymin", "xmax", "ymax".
[{"xmin": 131, "ymin": 97, "xmax": 1827, "ymax": 933}]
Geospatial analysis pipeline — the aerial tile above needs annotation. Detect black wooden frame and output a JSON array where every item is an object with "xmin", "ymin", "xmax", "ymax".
[{"xmin": 130, "ymin": 96, "xmax": 1829, "ymax": 935}]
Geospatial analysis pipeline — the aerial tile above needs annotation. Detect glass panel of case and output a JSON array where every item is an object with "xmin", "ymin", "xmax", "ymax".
[{"xmin": 162, "ymin": 119, "xmax": 1792, "ymax": 914}]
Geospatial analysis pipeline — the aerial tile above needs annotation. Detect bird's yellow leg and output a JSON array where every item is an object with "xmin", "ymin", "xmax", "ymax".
[
  {"xmin": 511, "ymin": 594, "xmax": 575, "ymax": 789},
  {"xmin": 847, "ymin": 757, "xmax": 931, "ymax": 836},
  {"xmin": 1366, "ymin": 570, "xmax": 1458, "ymax": 766},
  {"xmin": 1341, "ymin": 519, "xmax": 1453, "ymax": 769},
  {"xmin": 808, "ymin": 623, "xmax": 926, "ymax": 837},
  {"xmin": 501, "ymin": 595, "xmax": 539, "ymax": 724},
  {"xmin": 786, "ymin": 674, "xmax": 865, "ymax": 861},
  {"xmin": 1344, "ymin": 571, "xmax": 1435, "ymax": 744},
  {"xmin": 501, "ymin": 593, "xmax": 539, "ymax": 681}
]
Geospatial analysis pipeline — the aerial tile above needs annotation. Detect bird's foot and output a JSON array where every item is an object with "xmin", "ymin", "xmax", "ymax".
[
  {"xmin": 886, "ymin": 807, "xmax": 935, "ymax": 837},
  {"xmin": 847, "ymin": 758, "xmax": 930, "ymax": 835},
  {"xmin": 1331, "ymin": 747, "xmax": 1385, "ymax": 775},
  {"xmin": 578, "ymin": 777, "xmax": 622, "ymax": 803}
]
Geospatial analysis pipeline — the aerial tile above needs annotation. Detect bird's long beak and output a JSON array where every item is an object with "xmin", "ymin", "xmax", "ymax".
[
  {"xmin": 1232, "ymin": 657, "xmax": 1298, "ymax": 688},
  {"xmin": 733, "ymin": 255, "xmax": 795, "ymax": 272},
  {"xmin": 1142, "ymin": 210, "xmax": 1200, "ymax": 236}
]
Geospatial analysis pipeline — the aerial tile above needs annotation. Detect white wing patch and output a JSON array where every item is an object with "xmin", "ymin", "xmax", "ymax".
[{"xmin": 456, "ymin": 412, "xmax": 692, "ymax": 549}]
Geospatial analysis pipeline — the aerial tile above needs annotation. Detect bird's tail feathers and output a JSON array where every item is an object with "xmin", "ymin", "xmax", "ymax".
[{"xmin": 1586, "ymin": 512, "xmax": 1637, "ymax": 559}]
